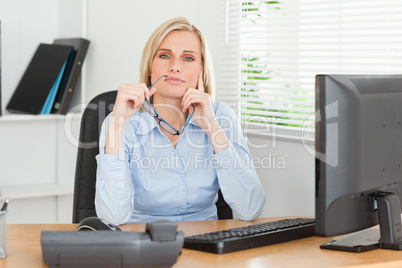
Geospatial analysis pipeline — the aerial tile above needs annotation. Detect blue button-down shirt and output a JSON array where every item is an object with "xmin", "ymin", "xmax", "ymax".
[{"xmin": 95, "ymin": 101, "xmax": 265, "ymax": 225}]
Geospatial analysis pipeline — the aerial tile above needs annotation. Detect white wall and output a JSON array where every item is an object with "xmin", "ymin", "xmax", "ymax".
[{"xmin": 247, "ymin": 134, "xmax": 315, "ymax": 217}]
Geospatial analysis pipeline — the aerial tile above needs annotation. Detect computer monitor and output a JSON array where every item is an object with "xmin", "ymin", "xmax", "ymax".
[{"xmin": 315, "ymin": 74, "xmax": 402, "ymax": 252}]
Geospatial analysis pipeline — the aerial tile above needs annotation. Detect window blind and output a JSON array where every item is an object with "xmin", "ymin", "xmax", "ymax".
[{"xmin": 215, "ymin": 0, "xmax": 402, "ymax": 140}]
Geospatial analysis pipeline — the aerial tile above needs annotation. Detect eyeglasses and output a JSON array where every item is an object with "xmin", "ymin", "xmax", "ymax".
[{"xmin": 143, "ymin": 75, "xmax": 195, "ymax": 136}]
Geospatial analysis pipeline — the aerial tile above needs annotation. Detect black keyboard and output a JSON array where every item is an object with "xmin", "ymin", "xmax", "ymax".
[{"xmin": 184, "ymin": 218, "xmax": 315, "ymax": 254}]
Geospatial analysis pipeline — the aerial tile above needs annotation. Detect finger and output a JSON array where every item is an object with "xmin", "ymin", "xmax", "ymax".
[
  {"xmin": 182, "ymin": 96, "xmax": 204, "ymax": 112},
  {"xmin": 132, "ymin": 95, "xmax": 141, "ymax": 109},
  {"xmin": 181, "ymin": 88, "xmax": 199, "ymax": 107},
  {"xmin": 181, "ymin": 87, "xmax": 193, "ymax": 106},
  {"xmin": 140, "ymin": 90, "xmax": 145, "ymax": 105},
  {"xmin": 147, "ymin": 86, "xmax": 157, "ymax": 99},
  {"xmin": 197, "ymin": 70, "xmax": 204, "ymax": 93},
  {"xmin": 182, "ymin": 93, "xmax": 194, "ymax": 112},
  {"xmin": 118, "ymin": 84, "xmax": 146, "ymax": 97},
  {"xmin": 122, "ymin": 89, "xmax": 144, "ymax": 102}
]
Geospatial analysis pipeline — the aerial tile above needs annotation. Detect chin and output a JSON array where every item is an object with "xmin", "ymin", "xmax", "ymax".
[
  {"xmin": 165, "ymin": 85, "xmax": 187, "ymax": 96},
  {"xmin": 157, "ymin": 91, "xmax": 185, "ymax": 100}
]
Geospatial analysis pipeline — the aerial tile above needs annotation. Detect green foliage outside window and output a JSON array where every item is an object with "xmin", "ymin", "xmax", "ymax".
[{"xmin": 240, "ymin": 1, "xmax": 313, "ymax": 129}]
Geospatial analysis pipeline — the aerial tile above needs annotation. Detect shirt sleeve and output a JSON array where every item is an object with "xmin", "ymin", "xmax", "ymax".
[
  {"xmin": 94, "ymin": 114, "xmax": 134, "ymax": 226},
  {"xmin": 209, "ymin": 103, "xmax": 266, "ymax": 221}
]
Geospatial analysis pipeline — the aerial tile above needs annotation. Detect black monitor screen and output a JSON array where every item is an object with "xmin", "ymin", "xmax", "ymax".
[{"xmin": 315, "ymin": 74, "xmax": 402, "ymax": 252}]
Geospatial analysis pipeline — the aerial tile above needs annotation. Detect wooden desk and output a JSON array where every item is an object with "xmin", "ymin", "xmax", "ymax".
[{"xmin": 1, "ymin": 217, "xmax": 402, "ymax": 267}]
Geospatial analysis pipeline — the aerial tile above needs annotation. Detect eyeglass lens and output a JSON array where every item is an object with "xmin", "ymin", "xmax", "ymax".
[
  {"xmin": 158, "ymin": 104, "xmax": 195, "ymax": 135},
  {"xmin": 143, "ymin": 99, "xmax": 156, "ymax": 116}
]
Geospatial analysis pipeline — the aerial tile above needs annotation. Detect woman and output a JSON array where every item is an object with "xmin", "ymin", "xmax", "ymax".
[{"xmin": 95, "ymin": 17, "xmax": 265, "ymax": 225}]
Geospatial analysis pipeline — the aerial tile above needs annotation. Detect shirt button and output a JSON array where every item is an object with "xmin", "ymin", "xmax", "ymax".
[{"xmin": 178, "ymin": 178, "xmax": 181, "ymax": 182}]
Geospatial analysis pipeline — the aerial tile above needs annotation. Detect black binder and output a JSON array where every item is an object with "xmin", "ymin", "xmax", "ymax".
[
  {"xmin": 52, "ymin": 38, "xmax": 90, "ymax": 114},
  {"xmin": 6, "ymin": 43, "xmax": 73, "ymax": 114}
]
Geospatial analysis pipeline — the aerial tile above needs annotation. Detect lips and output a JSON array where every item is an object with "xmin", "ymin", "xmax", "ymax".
[{"xmin": 165, "ymin": 76, "xmax": 184, "ymax": 85}]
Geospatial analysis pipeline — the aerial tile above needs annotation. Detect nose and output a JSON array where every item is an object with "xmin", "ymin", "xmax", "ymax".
[{"xmin": 169, "ymin": 59, "xmax": 181, "ymax": 73}]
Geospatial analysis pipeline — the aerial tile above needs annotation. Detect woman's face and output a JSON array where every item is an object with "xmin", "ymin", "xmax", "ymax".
[{"xmin": 150, "ymin": 30, "xmax": 203, "ymax": 100}]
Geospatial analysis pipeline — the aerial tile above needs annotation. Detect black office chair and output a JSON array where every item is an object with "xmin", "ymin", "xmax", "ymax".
[{"xmin": 72, "ymin": 90, "xmax": 232, "ymax": 223}]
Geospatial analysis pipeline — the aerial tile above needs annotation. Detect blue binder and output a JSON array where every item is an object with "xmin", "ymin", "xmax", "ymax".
[{"xmin": 40, "ymin": 60, "xmax": 67, "ymax": 114}]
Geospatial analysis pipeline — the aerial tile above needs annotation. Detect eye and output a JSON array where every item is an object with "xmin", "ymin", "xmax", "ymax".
[
  {"xmin": 160, "ymin": 54, "xmax": 170, "ymax": 59},
  {"xmin": 184, "ymin": 56, "xmax": 194, "ymax": 61}
]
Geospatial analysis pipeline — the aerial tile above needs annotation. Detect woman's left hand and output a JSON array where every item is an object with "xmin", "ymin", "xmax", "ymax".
[
  {"xmin": 181, "ymin": 71, "xmax": 216, "ymax": 133},
  {"xmin": 182, "ymin": 71, "xmax": 229, "ymax": 153}
]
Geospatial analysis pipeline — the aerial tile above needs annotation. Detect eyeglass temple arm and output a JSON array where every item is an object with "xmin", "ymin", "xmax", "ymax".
[{"xmin": 149, "ymin": 75, "xmax": 168, "ymax": 91}]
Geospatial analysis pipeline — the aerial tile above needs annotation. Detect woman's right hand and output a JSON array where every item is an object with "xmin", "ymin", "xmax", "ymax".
[
  {"xmin": 112, "ymin": 83, "xmax": 157, "ymax": 124},
  {"xmin": 105, "ymin": 83, "xmax": 156, "ymax": 155}
]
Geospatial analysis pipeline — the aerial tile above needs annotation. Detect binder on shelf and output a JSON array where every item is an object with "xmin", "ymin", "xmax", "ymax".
[
  {"xmin": 52, "ymin": 38, "xmax": 90, "ymax": 115},
  {"xmin": 40, "ymin": 60, "xmax": 68, "ymax": 114},
  {"xmin": 6, "ymin": 43, "xmax": 73, "ymax": 115}
]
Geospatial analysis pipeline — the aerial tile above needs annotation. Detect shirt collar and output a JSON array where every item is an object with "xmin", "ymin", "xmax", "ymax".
[{"xmin": 132, "ymin": 111, "xmax": 159, "ymax": 135}]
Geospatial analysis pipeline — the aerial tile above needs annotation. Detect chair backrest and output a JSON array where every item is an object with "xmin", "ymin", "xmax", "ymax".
[
  {"xmin": 73, "ymin": 90, "xmax": 117, "ymax": 223},
  {"xmin": 72, "ymin": 90, "xmax": 232, "ymax": 223}
]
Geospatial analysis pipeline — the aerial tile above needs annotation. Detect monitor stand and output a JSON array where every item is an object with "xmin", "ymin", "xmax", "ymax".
[
  {"xmin": 377, "ymin": 192, "xmax": 402, "ymax": 250},
  {"xmin": 320, "ymin": 192, "xmax": 402, "ymax": 252},
  {"xmin": 320, "ymin": 228, "xmax": 380, "ymax": 253}
]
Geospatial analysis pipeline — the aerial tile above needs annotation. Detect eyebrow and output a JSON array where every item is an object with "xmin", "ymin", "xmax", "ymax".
[{"xmin": 157, "ymin": 48, "xmax": 198, "ymax": 55}]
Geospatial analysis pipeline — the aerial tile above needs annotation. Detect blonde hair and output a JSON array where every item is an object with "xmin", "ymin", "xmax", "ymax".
[{"xmin": 139, "ymin": 17, "xmax": 215, "ymax": 98}]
